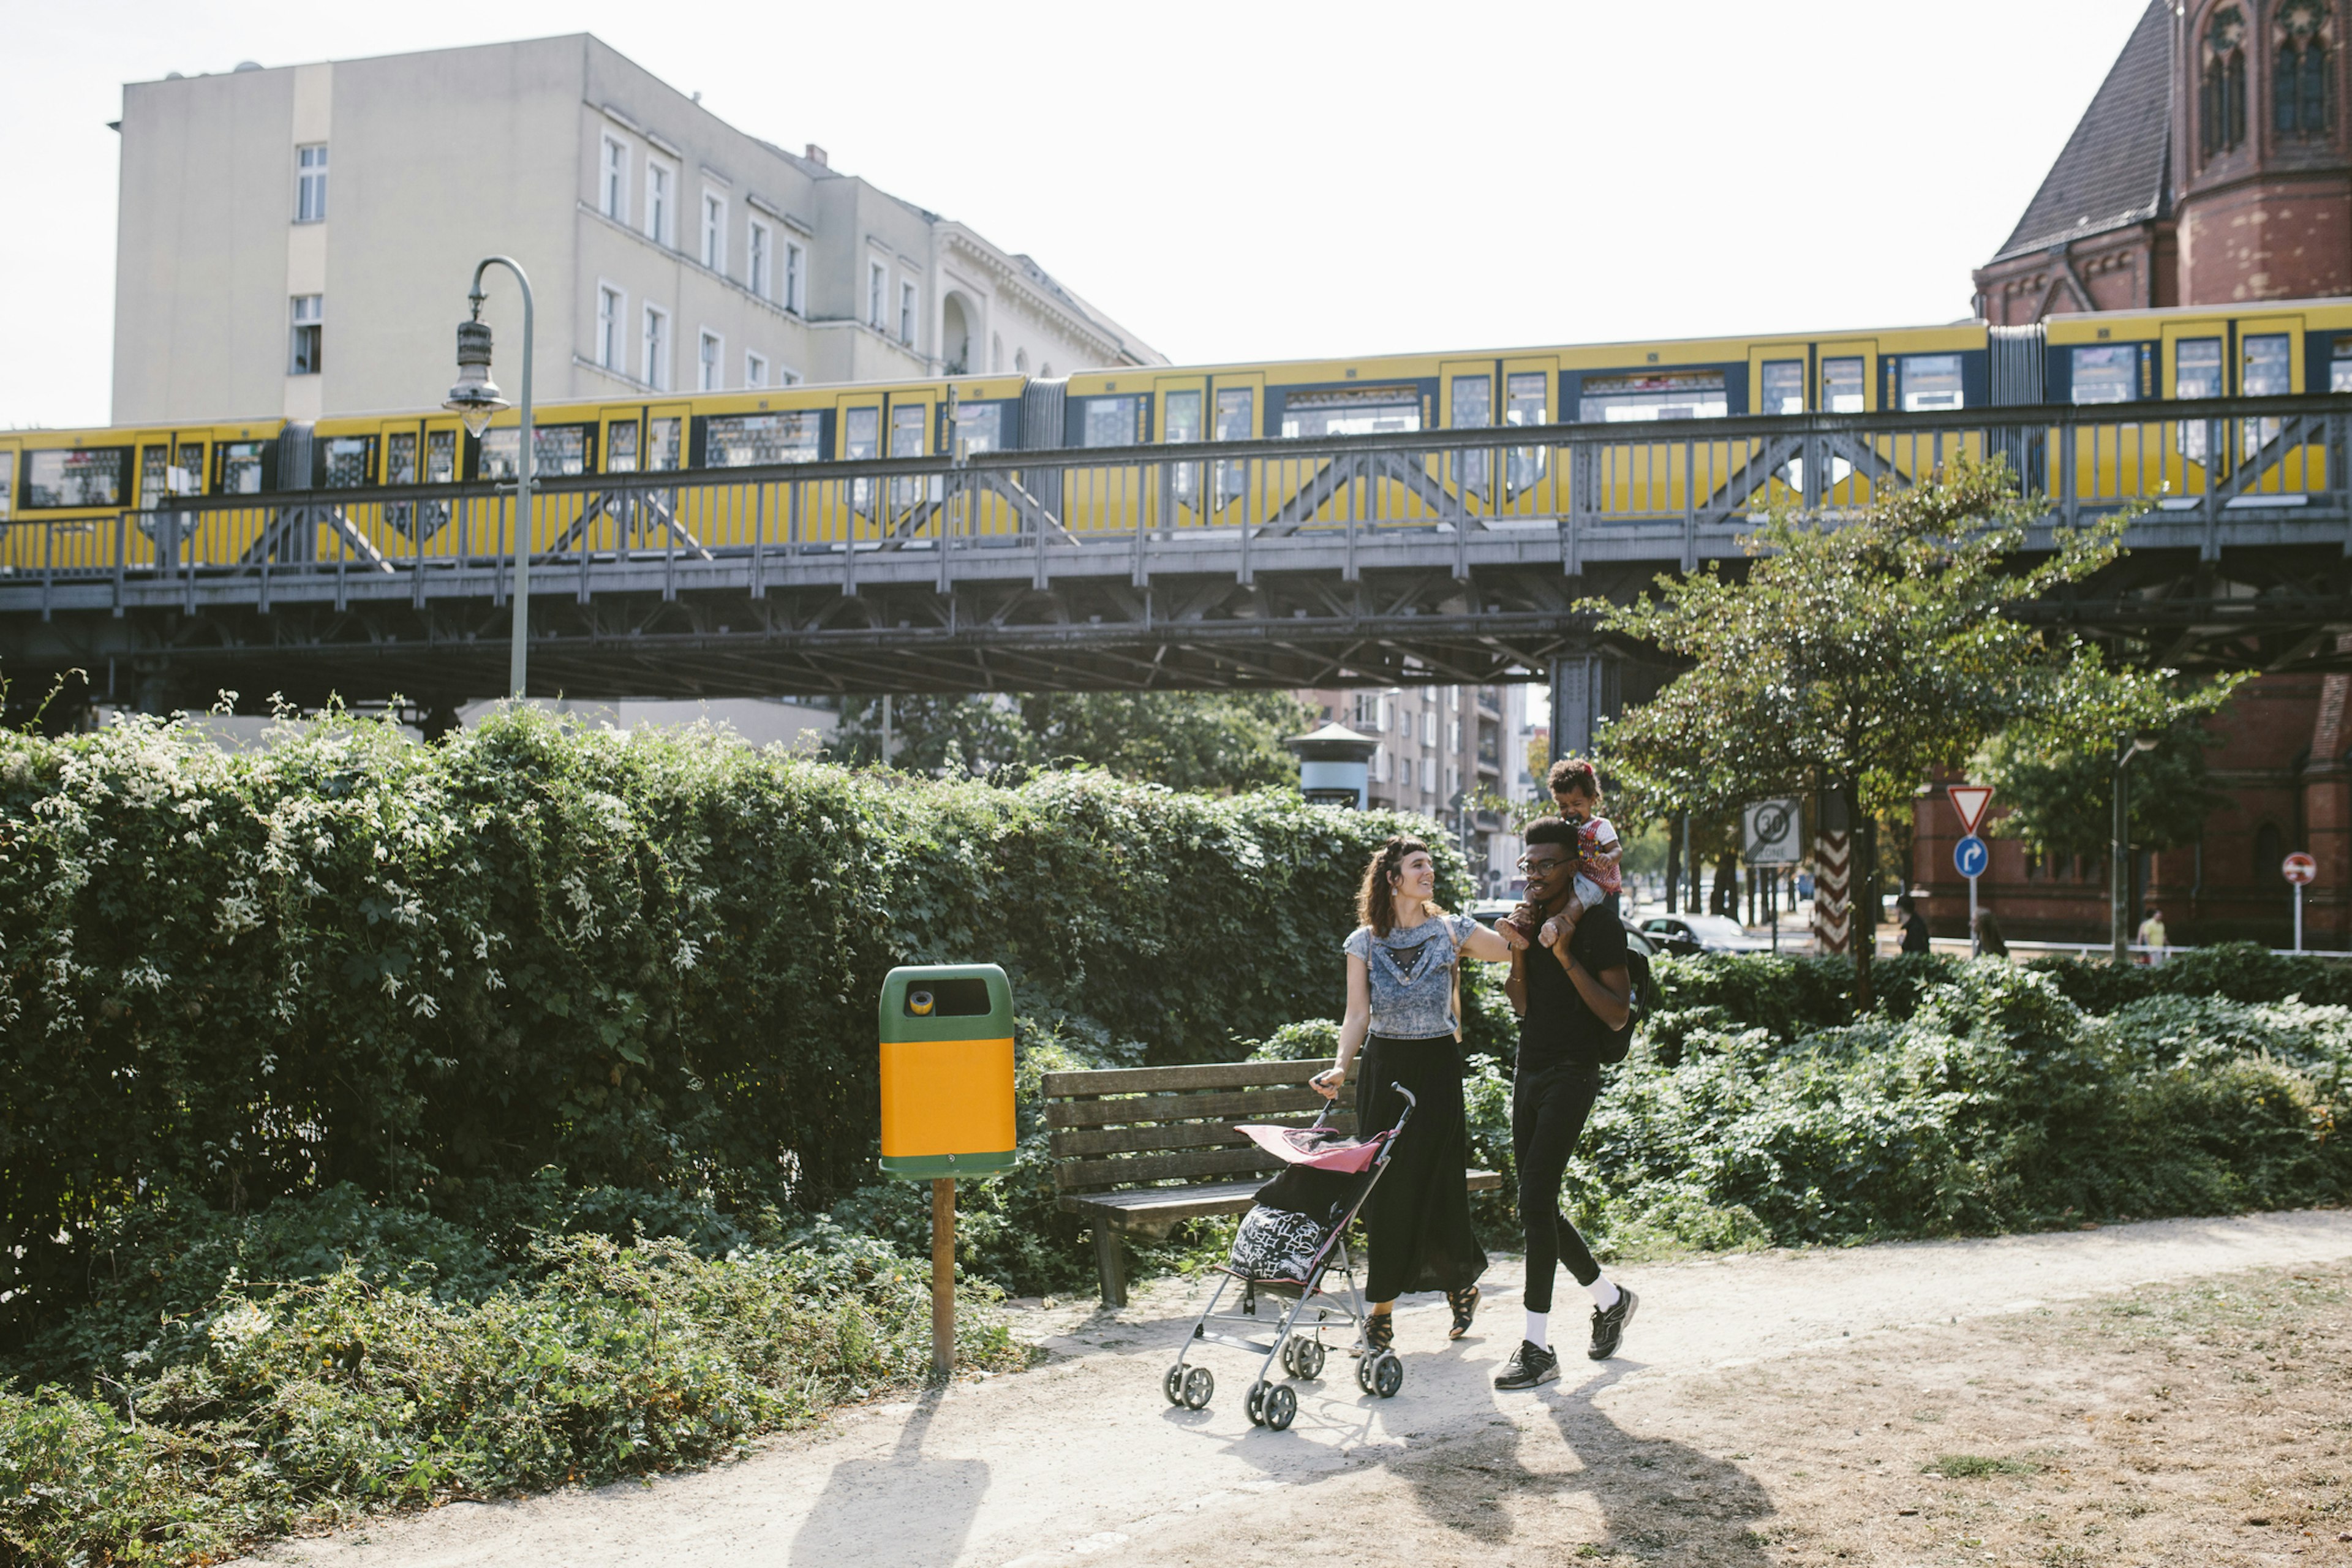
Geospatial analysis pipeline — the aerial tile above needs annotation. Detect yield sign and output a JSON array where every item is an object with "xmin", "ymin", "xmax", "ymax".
[{"xmin": 1948, "ymin": 784, "xmax": 1995, "ymax": 837}]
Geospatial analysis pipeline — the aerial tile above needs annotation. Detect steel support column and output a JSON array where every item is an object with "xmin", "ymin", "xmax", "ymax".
[{"xmin": 1548, "ymin": 650, "xmax": 1621, "ymax": 764}]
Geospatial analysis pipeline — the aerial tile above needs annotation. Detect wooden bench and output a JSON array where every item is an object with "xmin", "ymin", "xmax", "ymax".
[{"xmin": 1042, "ymin": 1057, "xmax": 1502, "ymax": 1306}]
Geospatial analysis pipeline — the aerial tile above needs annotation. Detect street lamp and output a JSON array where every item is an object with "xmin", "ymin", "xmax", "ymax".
[
  {"xmin": 2111, "ymin": 729, "xmax": 2163, "ymax": 963},
  {"xmin": 445, "ymin": 257, "xmax": 533, "ymax": 701}
]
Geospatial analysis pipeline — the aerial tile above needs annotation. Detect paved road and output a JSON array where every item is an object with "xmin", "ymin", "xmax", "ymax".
[{"xmin": 240, "ymin": 1208, "xmax": 2352, "ymax": 1567}]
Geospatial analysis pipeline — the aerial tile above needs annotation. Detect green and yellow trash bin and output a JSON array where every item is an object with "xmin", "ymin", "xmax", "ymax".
[{"xmin": 878, "ymin": 963, "xmax": 1016, "ymax": 1374}]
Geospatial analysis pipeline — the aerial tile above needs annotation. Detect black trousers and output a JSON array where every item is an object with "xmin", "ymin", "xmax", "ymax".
[
  {"xmin": 1513, "ymin": 1060, "xmax": 1603, "ymax": 1314},
  {"xmin": 1356, "ymin": 1035, "xmax": 1487, "ymax": 1303}
]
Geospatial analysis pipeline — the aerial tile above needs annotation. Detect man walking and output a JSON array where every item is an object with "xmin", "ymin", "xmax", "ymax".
[{"xmin": 1491, "ymin": 815, "xmax": 1638, "ymax": 1389}]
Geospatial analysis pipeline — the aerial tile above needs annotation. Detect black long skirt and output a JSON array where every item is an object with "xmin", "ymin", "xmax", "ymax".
[{"xmin": 1355, "ymin": 1033, "xmax": 1488, "ymax": 1302}]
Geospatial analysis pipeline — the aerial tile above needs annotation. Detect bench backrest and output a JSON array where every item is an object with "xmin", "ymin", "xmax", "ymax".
[{"xmin": 1041, "ymin": 1058, "xmax": 1355, "ymax": 1197}]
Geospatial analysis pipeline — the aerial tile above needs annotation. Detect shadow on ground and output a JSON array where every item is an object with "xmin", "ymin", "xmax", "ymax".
[{"xmin": 788, "ymin": 1385, "xmax": 988, "ymax": 1568}]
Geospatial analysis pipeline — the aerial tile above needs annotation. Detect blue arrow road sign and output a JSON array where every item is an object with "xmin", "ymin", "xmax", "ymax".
[{"xmin": 1954, "ymin": 835, "xmax": 1989, "ymax": 879}]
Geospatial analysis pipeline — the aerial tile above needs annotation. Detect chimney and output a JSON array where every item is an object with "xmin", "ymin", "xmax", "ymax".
[{"xmin": 804, "ymin": 143, "xmax": 829, "ymax": 167}]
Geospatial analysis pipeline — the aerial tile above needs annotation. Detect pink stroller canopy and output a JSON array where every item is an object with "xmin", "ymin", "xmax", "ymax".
[{"xmin": 1235, "ymin": 1121, "xmax": 1384, "ymax": 1174}]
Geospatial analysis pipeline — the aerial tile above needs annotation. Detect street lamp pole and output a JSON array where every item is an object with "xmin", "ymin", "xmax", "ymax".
[
  {"xmin": 2111, "ymin": 732, "xmax": 2161, "ymax": 965},
  {"xmin": 443, "ymin": 257, "xmax": 534, "ymax": 700}
]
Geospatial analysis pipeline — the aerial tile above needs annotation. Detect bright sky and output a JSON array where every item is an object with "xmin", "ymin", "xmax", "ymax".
[{"xmin": 6, "ymin": 0, "xmax": 2153, "ymax": 433}]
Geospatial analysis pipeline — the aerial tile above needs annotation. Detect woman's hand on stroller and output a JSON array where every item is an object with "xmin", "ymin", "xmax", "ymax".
[{"xmin": 1311, "ymin": 1066, "xmax": 1344, "ymax": 1099}]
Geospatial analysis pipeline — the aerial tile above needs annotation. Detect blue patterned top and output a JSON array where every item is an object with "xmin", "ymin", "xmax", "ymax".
[{"xmin": 1344, "ymin": 913, "xmax": 1478, "ymax": 1039}]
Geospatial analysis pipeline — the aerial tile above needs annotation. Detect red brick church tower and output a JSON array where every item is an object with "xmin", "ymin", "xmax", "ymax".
[{"xmin": 1924, "ymin": 0, "xmax": 2352, "ymax": 951}]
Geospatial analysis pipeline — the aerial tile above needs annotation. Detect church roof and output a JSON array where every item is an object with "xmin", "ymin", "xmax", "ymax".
[{"xmin": 1988, "ymin": 0, "xmax": 2174, "ymax": 265}]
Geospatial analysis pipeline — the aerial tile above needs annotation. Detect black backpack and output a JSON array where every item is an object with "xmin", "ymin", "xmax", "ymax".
[{"xmin": 1599, "ymin": 941, "xmax": 1660, "ymax": 1065}]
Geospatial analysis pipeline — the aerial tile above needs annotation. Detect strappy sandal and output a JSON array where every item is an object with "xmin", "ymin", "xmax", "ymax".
[
  {"xmin": 1356, "ymin": 1310, "xmax": 1395, "ymax": 1357},
  {"xmin": 1446, "ymin": 1284, "xmax": 1481, "ymax": 1340}
]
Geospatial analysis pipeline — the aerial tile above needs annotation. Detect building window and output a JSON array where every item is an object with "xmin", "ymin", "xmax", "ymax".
[
  {"xmin": 600, "ymin": 137, "xmax": 628, "ymax": 222},
  {"xmin": 2276, "ymin": 1, "xmax": 2334, "ymax": 137},
  {"xmin": 295, "ymin": 143, "xmax": 328, "ymax": 222},
  {"xmin": 784, "ymin": 241, "xmax": 805, "ymax": 314},
  {"xmin": 701, "ymin": 192, "xmax": 726, "ymax": 273},
  {"xmin": 1015, "ymin": 348, "xmax": 1028, "ymax": 375},
  {"xmin": 899, "ymin": 281, "xmax": 917, "ymax": 345},
  {"xmin": 2202, "ymin": 6, "xmax": 2249, "ymax": 160},
  {"xmin": 869, "ymin": 262, "xmax": 886, "ymax": 330},
  {"xmin": 698, "ymin": 330, "xmax": 723, "ymax": 391},
  {"xmin": 288, "ymin": 295, "xmax": 322, "ymax": 375},
  {"xmin": 778, "ymin": 366, "xmax": 801, "ymax": 386},
  {"xmin": 992, "ymin": 333, "xmax": 1004, "ymax": 374},
  {"xmin": 643, "ymin": 305, "xmax": 670, "ymax": 391},
  {"xmin": 646, "ymin": 163, "xmax": 673, "ymax": 247},
  {"xmin": 745, "ymin": 351, "xmax": 767, "ymax": 388},
  {"xmin": 748, "ymin": 220, "xmax": 772, "ymax": 299},
  {"xmin": 597, "ymin": 285, "xmax": 625, "ymax": 371}
]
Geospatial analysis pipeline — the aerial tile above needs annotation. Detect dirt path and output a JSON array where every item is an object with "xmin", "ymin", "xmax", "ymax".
[{"xmin": 239, "ymin": 1208, "xmax": 2352, "ymax": 1568}]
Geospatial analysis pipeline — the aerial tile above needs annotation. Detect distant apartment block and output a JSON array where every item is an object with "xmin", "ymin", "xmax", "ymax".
[{"xmin": 110, "ymin": 34, "xmax": 1163, "ymax": 425}]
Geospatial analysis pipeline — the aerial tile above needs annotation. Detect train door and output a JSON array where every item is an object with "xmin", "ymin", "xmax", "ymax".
[
  {"xmin": 1815, "ymin": 337, "xmax": 1879, "ymax": 505},
  {"xmin": 1440, "ymin": 360, "xmax": 1497, "ymax": 512},
  {"xmin": 1500, "ymin": 355, "xmax": 1558, "ymax": 512},
  {"xmin": 884, "ymin": 388, "xmax": 940, "ymax": 535},
  {"xmin": 2158, "ymin": 318, "xmax": 2228, "ymax": 480},
  {"xmin": 1207, "ymin": 371, "xmax": 1263, "ymax": 522},
  {"xmin": 1155, "ymin": 372, "xmax": 1209, "ymax": 530},
  {"xmin": 2235, "ymin": 311, "xmax": 2307, "ymax": 489},
  {"xmin": 834, "ymin": 390, "xmax": 884, "ymax": 542},
  {"xmin": 1747, "ymin": 345, "xmax": 1810, "ymax": 507},
  {"xmin": 0, "ymin": 434, "xmax": 20, "ymax": 569}
]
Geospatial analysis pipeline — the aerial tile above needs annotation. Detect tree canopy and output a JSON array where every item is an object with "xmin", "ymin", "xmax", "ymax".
[{"xmin": 829, "ymin": 690, "xmax": 1317, "ymax": 793}]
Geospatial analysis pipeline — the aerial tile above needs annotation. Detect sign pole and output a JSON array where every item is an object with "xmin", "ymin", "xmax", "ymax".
[
  {"xmin": 2296, "ymin": 883, "xmax": 2305, "ymax": 954},
  {"xmin": 1969, "ymin": 870, "xmax": 1980, "ymax": 959},
  {"xmin": 932, "ymin": 1177, "xmax": 956, "ymax": 1377},
  {"xmin": 2283, "ymin": 852, "xmax": 2318, "ymax": 954}
]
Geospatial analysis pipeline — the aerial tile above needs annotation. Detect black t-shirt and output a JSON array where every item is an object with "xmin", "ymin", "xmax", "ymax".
[{"xmin": 1517, "ymin": 901, "xmax": 1630, "ymax": 1071}]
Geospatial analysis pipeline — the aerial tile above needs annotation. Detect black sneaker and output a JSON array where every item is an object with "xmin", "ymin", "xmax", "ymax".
[
  {"xmin": 1493, "ymin": 1340, "xmax": 1558, "ymax": 1390},
  {"xmin": 1588, "ymin": 1286, "xmax": 1638, "ymax": 1361}
]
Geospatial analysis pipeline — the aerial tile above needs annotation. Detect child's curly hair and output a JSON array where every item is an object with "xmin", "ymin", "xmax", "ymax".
[{"xmin": 1546, "ymin": 758, "xmax": 1601, "ymax": 800}]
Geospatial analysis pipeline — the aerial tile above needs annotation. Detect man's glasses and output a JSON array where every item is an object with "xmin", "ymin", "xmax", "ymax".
[{"xmin": 1516, "ymin": 855, "xmax": 1569, "ymax": 873}]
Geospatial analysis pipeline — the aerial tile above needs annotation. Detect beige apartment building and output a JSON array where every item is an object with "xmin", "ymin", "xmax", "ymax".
[{"xmin": 111, "ymin": 34, "xmax": 1162, "ymax": 426}]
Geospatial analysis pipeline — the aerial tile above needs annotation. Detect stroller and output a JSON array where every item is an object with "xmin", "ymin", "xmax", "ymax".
[{"xmin": 1160, "ymin": 1083, "xmax": 1416, "ymax": 1431}]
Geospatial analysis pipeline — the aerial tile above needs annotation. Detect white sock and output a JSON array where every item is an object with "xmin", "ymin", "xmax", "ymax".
[
  {"xmin": 1523, "ymin": 1310, "xmax": 1548, "ymax": 1349},
  {"xmin": 1588, "ymin": 1276, "xmax": 1621, "ymax": 1311}
]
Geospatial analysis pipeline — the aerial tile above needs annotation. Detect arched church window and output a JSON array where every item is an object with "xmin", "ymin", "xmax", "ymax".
[
  {"xmin": 2276, "ymin": 1, "xmax": 2334, "ymax": 137},
  {"xmin": 2203, "ymin": 5, "xmax": 2250, "ymax": 160}
]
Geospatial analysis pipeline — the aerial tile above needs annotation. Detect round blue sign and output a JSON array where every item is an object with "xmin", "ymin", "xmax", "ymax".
[{"xmin": 1954, "ymin": 834, "xmax": 1989, "ymax": 879}]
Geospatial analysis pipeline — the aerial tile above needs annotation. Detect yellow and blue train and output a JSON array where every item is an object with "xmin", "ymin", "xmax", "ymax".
[{"xmin": 7, "ymin": 296, "xmax": 2348, "ymax": 572}]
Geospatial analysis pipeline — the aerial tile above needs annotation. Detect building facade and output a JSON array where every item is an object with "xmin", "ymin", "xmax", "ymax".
[
  {"xmin": 1294, "ymin": 682, "xmax": 1543, "ymax": 897},
  {"xmin": 110, "ymin": 35, "xmax": 1161, "ymax": 426},
  {"xmin": 1944, "ymin": 0, "xmax": 2352, "ymax": 948}
]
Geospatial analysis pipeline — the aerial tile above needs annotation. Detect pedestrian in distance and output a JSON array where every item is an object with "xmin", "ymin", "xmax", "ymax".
[
  {"xmin": 1974, "ymin": 907, "xmax": 2010, "ymax": 959},
  {"xmin": 1491, "ymin": 816, "xmax": 1639, "ymax": 1390},
  {"xmin": 1898, "ymin": 894, "xmax": 1932, "ymax": 955},
  {"xmin": 2138, "ymin": 907, "xmax": 2168, "ymax": 964},
  {"xmin": 1312, "ymin": 835, "xmax": 1518, "ymax": 1354}
]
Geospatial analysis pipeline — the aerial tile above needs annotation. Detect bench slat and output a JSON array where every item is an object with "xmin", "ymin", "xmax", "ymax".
[
  {"xmin": 1049, "ymin": 1110, "xmax": 1356, "ymax": 1159},
  {"xmin": 1058, "ymin": 1169, "xmax": 1505, "ymax": 1225},
  {"xmin": 1055, "ymin": 1145, "xmax": 1287, "ymax": 1193},
  {"xmin": 1044, "ymin": 1085, "xmax": 1333, "ymax": 1131},
  {"xmin": 1041, "ymin": 1059, "xmax": 1336, "ymax": 1099}
]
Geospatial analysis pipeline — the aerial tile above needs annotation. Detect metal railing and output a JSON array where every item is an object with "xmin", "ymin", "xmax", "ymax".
[{"xmin": 4, "ymin": 394, "xmax": 2345, "ymax": 617}]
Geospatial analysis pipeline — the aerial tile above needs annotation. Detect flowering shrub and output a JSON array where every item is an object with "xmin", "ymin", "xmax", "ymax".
[{"xmin": 0, "ymin": 708, "xmax": 1446, "ymax": 1349}]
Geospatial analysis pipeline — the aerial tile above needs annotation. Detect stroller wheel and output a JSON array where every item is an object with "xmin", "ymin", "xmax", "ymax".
[
  {"xmin": 1354, "ymin": 1353, "xmax": 1376, "ymax": 1394},
  {"xmin": 1370, "ymin": 1350, "xmax": 1405, "ymax": 1399},
  {"xmin": 1245, "ymin": 1379, "xmax": 1270, "ymax": 1427},
  {"xmin": 1182, "ymin": 1365, "xmax": 1214, "ymax": 1410},
  {"xmin": 1293, "ymin": 1338, "xmax": 1327, "ymax": 1381},
  {"xmin": 1163, "ymin": 1363, "xmax": 1187, "ymax": 1406},
  {"xmin": 1264, "ymin": 1383, "xmax": 1298, "ymax": 1431}
]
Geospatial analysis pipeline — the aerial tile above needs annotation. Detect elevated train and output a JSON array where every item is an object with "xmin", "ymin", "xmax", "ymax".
[{"xmin": 8, "ymin": 297, "xmax": 2351, "ymax": 573}]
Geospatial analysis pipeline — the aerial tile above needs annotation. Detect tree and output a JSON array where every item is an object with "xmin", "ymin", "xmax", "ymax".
[
  {"xmin": 1978, "ymin": 717, "xmax": 2233, "ymax": 866},
  {"xmin": 1588, "ymin": 454, "xmax": 2209, "ymax": 1010},
  {"xmin": 829, "ymin": 689, "xmax": 1316, "ymax": 793}
]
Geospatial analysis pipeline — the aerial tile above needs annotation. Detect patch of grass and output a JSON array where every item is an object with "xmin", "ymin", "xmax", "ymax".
[{"xmin": 1926, "ymin": 1453, "xmax": 2043, "ymax": 1479}]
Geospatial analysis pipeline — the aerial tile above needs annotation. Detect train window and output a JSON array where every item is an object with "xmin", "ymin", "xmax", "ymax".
[
  {"xmin": 481, "ymin": 425, "xmax": 594, "ymax": 480},
  {"xmin": 1578, "ymin": 371, "xmax": 1726, "ymax": 423},
  {"xmin": 425, "ymin": 430, "xmax": 457, "ymax": 484},
  {"xmin": 2334, "ymin": 337, "xmax": 2352, "ymax": 393},
  {"xmin": 1899, "ymin": 355, "xmax": 1966, "ymax": 412},
  {"xmin": 1214, "ymin": 388, "xmax": 1253, "ymax": 505},
  {"xmin": 1451, "ymin": 375, "xmax": 1491, "ymax": 428},
  {"xmin": 387, "ymin": 432, "xmax": 417, "ymax": 485},
  {"xmin": 141, "ymin": 446, "xmax": 171, "ymax": 508},
  {"xmin": 2243, "ymin": 333, "xmax": 2291, "ymax": 396},
  {"xmin": 1079, "ymin": 394, "xmax": 1142, "ymax": 447},
  {"xmin": 218, "ymin": 442, "xmax": 266, "ymax": 495},
  {"xmin": 843, "ymin": 407, "xmax": 879, "ymax": 465},
  {"xmin": 1161, "ymin": 391, "xmax": 1201, "ymax": 445},
  {"xmin": 952, "ymin": 402, "xmax": 1004, "ymax": 454},
  {"xmin": 1821, "ymin": 358, "xmax": 1864, "ymax": 413},
  {"xmin": 2176, "ymin": 337, "xmax": 2223, "ymax": 398},
  {"xmin": 607, "ymin": 423, "xmax": 639, "ymax": 472},
  {"xmin": 2070, "ymin": 345, "xmax": 2138, "ymax": 404},
  {"xmin": 175, "ymin": 442, "xmax": 204, "ymax": 497},
  {"xmin": 647, "ymin": 418, "xmax": 681, "ymax": 471},
  {"xmin": 322, "ymin": 436, "xmax": 375, "ymax": 488},
  {"xmin": 0, "ymin": 453, "xmax": 13, "ymax": 520},
  {"xmin": 1762, "ymin": 361, "xmax": 1804, "ymax": 415},
  {"xmin": 1506, "ymin": 373, "xmax": 1548, "ymax": 427},
  {"xmin": 890, "ymin": 404, "xmax": 925, "ymax": 458},
  {"xmin": 1282, "ymin": 385, "xmax": 1420, "ymax": 437},
  {"xmin": 707, "ymin": 412, "xmax": 823, "ymax": 466},
  {"xmin": 25, "ymin": 448, "xmax": 126, "ymax": 508}
]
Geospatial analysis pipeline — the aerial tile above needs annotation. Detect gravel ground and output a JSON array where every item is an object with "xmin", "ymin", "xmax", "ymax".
[{"xmin": 236, "ymin": 1208, "xmax": 2352, "ymax": 1568}]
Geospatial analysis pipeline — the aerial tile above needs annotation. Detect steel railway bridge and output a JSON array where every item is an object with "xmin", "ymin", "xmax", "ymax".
[{"xmin": 4, "ymin": 394, "xmax": 2350, "ymax": 750}]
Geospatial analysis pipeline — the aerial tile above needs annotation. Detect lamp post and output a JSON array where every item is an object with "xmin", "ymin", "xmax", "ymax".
[
  {"xmin": 2111, "ymin": 731, "xmax": 2162, "ymax": 964},
  {"xmin": 444, "ymin": 257, "xmax": 534, "ymax": 701}
]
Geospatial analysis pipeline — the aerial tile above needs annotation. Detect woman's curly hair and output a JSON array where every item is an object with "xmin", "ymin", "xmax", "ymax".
[{"xmin": 1357, "ymin": 834, "xmax": 1446, "ymax": 937}]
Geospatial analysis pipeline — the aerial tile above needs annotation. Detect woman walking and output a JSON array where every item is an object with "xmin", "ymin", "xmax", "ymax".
[{"xmin": 1312, "ymin": 835, "xmax": 1520, "ymax": 1354}]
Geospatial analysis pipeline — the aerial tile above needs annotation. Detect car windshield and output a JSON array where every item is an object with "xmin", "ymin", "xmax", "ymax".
[{"xmin": 1683, "ymin": 916, "xmax": 1749, "ymax": 942}]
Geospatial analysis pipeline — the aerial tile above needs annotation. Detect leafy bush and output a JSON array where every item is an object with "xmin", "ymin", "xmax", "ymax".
[
  {"xmin": 0, "ymin": 1193, "xmax": 1025, "ymax": 1567},
  {"xmin": 0, "ymin": 710, "xmax": 1458, "ymax": 1349}
]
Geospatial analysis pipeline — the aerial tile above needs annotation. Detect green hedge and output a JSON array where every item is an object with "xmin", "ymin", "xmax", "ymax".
[{"xmin": 0, "ymin": 710, "xmax": 1454, "ymax": 1349}]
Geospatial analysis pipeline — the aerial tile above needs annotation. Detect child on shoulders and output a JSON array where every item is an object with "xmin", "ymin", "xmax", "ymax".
[{"xmin": 1545, "ymin": 758, "xmax": 1621, "ymax": 923}]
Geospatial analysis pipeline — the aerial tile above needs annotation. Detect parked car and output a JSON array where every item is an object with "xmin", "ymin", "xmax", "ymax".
[{"xmin": 1636, "ymin": 913, "xmax": 1770, "ymax": 957}]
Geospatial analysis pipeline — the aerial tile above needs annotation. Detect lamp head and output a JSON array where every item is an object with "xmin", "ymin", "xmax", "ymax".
[
  {"xmin": 444, "ymin": 318, "xmax": 507, "ymax": 438},
  {"xmin": 2130, "ymin": 729, "xmax": 2164, "ymax": 755}
]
